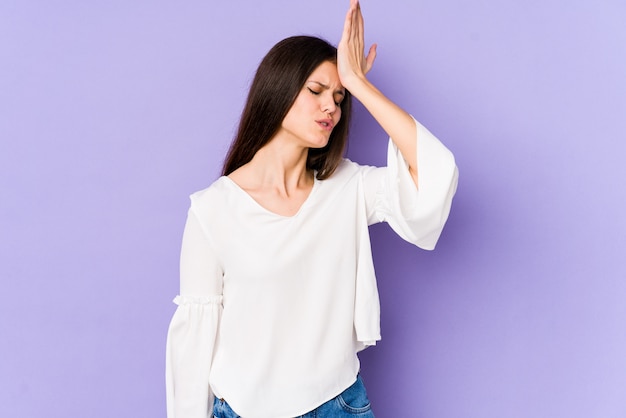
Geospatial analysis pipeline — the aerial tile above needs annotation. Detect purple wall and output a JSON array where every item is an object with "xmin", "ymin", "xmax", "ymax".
[{"xmin": 2, "ymin": 1, "xmax": 625, "ymax": 417}]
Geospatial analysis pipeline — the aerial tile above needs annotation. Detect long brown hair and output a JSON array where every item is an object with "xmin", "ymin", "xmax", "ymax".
[{"xmin": 222, "ymin": 36, "xmax": 352, "ymax": 180}]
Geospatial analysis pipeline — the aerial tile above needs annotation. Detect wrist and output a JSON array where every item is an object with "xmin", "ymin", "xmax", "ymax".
[{"xmin": 344, "ymin": 74, "xmax": 373, "ymax": 98}]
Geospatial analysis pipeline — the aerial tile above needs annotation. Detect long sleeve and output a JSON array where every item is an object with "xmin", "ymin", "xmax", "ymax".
[
  {"xmin": 365, "ymin": 117, "xmax": 459, "ymax": 249},
  {"xmin": 165, "ymin": 206, "xmax": 223, "ymax": 418}
]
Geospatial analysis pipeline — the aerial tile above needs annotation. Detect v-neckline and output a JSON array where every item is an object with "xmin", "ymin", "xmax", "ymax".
[{"xmin": 222, "ymin": 175, "xmax": 319, "ymax": 219}]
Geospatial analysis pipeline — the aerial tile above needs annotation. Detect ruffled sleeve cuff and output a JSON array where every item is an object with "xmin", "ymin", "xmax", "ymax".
[
  {"xmin": 377, "ymin": 117, "xmax": 458, "ymax": 250},
  {"xmin": 166, "ymin": 295, "xmax": 222, "ymax": 418}
]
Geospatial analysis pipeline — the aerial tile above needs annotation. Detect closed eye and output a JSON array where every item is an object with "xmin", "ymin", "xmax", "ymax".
[{"xmin": 308, "ymin": 87, "xmax": 342, "ymax": 106}]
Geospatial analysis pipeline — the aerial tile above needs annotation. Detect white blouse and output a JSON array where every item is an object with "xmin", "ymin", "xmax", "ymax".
[{"xmin": 165, "ymin": 119, "xmax": 458, "ymax": 418}]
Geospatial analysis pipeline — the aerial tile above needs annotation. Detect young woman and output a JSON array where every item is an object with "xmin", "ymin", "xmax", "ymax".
[{"xmin": 166, "ymin": 1, "xmax": 458, "ymax": 417}]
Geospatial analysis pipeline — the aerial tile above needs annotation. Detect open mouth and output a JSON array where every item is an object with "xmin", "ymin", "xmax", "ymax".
[{"xmin": 317, "ymin": 119, "xmax": 334, "ymax": 130}]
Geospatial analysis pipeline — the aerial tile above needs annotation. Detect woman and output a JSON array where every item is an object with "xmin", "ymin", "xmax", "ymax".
[{"xmin": 166, "ymin": 1, "xmax": 458, "ymax": 417}]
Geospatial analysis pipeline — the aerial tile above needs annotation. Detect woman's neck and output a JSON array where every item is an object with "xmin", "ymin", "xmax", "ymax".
[{"xmin": 231, "ymin": 137, "xmax": 313, "ymax": 196}]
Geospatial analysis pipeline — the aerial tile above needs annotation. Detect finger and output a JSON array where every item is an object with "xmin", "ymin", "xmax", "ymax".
[
  {"xmin": 341, "ymin": 4, "xmax": 351, "ymax": 41},
  {"xmin": 365, "ymin": 43, "xmax": 377, "ymax": 74},
  {"xmin": 355, "ymin": 1, "xmax": 365, "ymax": 54},
  {"xmin": 357, "ymin": 0, "xmax": 364, "ymax": 36},
  {"xmin": 352, "ymin": 9, "xmax": 363, "ymax": 49},
  {"xmin": 351, "ymin": 2, "xmax": 359, "ymax": 41}
]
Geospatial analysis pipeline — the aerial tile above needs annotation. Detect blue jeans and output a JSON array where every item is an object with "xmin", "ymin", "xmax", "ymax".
[{"xmin": 213, "ymin": 374, "xmax": 375, "ymax": 418}]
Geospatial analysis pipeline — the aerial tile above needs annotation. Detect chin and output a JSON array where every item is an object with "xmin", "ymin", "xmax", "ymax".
[
  {"xmin": 308, "ymin": 142, "xmax": 330, "ymax": 150},
  {"xmin": 307, "ymin": 135, "xmax": 331, "ymax": 149}
]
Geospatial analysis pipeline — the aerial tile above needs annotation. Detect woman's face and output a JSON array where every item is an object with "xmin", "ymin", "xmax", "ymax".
[{"xmin": 278, "ymin": 61, "xmax": 345, "ymax": 149}]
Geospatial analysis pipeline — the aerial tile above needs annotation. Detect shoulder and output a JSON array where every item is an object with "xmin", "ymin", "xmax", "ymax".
[
  {"xmin": 189, "ymin": 177, "xmax": 232, "ymax": 214},
  {"xmin": 333, "ymin": 158, "xmax": 365, "ymax": 176},
  {"xmin": 326, "ymin": 158, "xmax": 379, "ymax": 182},
  {"xmin": 314, "ymin": 159, "xmax": 383, "ymax": 201}
]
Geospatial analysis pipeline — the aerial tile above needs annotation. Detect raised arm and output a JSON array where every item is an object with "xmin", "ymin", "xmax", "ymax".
[{"xmin": 337, "ymin": 0, "xmax": 419, "ymax": 185}]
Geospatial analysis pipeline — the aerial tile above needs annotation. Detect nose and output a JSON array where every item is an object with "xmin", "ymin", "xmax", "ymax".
[{"xmin": 322, "ymin": 95, "xmax": 337, "ymax": 115}]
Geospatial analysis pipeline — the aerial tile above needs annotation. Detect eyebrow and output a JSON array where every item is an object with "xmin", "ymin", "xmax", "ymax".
[{"xmin": 308, "ymin": 81, "xmax": 345, "ymax": 96}]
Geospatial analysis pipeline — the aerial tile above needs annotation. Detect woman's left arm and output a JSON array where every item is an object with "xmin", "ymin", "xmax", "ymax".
[{"xmin": 338, "ymin": 0, "xmax": 419, "ymax": 185}]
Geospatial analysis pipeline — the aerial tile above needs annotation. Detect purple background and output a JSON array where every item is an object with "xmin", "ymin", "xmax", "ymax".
[{"xmin": 2, "ymin": 1, "xmax": 625, "ymax": 417}]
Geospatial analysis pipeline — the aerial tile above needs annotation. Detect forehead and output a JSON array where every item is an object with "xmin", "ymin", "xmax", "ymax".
[{"xmin": 308, "ymin": 61, "xmax": 343, "ymax": 89}]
